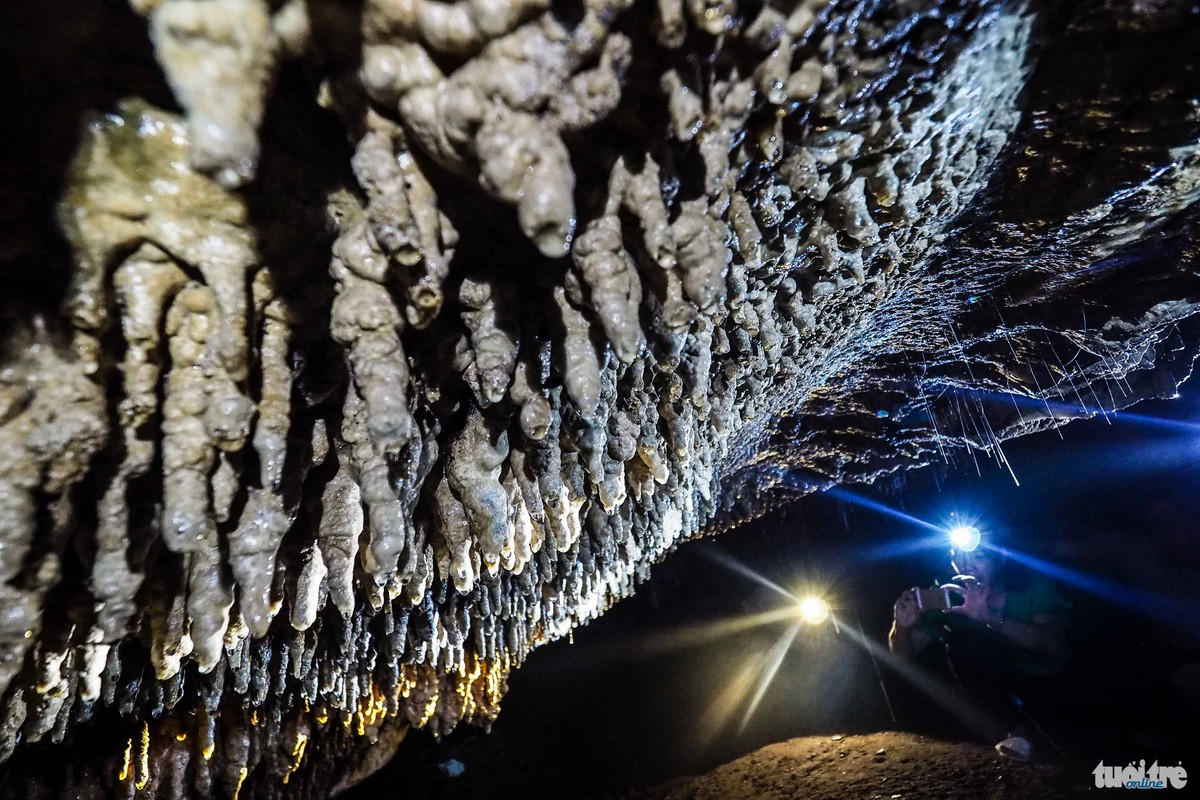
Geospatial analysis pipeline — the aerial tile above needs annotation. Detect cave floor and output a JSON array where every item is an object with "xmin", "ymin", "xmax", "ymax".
[{"xmin": 635, "ymin": 731, "xmax": 1090, "ymax": 800}]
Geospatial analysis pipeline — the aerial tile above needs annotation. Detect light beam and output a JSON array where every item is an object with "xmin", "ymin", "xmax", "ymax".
[
  {"xmin": 948, "ymin": 524, "xmax": 982, "ymax": 552},
  {"xmin": 798, "ymin": 596, "xmax": 831, "ymax": 625}
]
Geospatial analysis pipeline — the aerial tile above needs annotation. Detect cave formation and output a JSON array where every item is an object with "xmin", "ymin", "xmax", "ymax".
[{"xmin": 1, "ymin": 0, "xmax": 1198, "ymax": 796}]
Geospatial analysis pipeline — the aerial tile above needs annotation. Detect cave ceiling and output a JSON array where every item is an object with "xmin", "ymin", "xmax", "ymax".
[{"xmin": 1, "ymin": 0, "xmax": 1199, "ymax": 796}]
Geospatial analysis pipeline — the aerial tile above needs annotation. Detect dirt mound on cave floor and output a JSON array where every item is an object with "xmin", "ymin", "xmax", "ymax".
[{"xmin": 639, "ymin": 731, "xmax": 1091, "ymax": 800}]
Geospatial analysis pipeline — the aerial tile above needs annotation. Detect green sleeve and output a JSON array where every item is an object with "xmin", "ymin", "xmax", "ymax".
[{"xmin": 1004, "ymin": 577, "xmax": 1071, "ymax": 624}]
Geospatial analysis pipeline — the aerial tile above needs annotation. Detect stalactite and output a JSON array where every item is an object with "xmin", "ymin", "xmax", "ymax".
[{"xmin": 4, "ymin": 1, "xmax": 1200, "ymax": 796}]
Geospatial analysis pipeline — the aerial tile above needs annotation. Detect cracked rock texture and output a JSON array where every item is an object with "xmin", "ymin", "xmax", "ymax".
[{"xmin": 2, "ymin": 0, "xmax": 1200, "ymax": 797}]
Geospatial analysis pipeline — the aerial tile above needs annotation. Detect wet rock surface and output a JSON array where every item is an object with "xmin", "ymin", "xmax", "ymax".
[{"xmin": 1, "ymin": 0, "xmax": 1200, "ymax": 797}]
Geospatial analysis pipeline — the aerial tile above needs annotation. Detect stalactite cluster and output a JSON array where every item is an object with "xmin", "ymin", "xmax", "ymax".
[{"xmin": 3, "ymin": 0, "xmax": 1200, "ymax": 796}]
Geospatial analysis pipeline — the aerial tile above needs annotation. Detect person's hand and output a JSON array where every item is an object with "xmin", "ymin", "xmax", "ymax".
[
  {"xmin": 893, "ymin": 589, "xmax": 921, "ymax": 629},
  {"xmin": 945, "ymin": 578, "xmax": 1000, "ymax": 625}
]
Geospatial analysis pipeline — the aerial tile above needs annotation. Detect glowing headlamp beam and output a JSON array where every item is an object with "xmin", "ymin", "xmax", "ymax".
[
  {"xmin": 737, "ymin": 620, "xmax": 802, "ymax": 733},
  {"xmin": 770, "ymin": 474, "xmax": 996, "ymax": 562},
  {"xmin": 984, "ymin": 542, "xmax": 1200, "ymax": 638},
  {"xmin": 948, "ymin": 525, "xmax": 982, "ymax": 552},
  {"xmin": 838, "ymin": 622, "xmax": 1003, "ymax": 741},
  {"xmin": 797, "ymin": 596, "xmax": 831, "ymax": 625},
  {"xmin": 825, "ymin": 487, "xmax": 947, "ymax": 535},
  {"xmin": 824, "ymin": 488, "xmax": 987, "ymax": 556},
  {"xmin": 695, "ymin": 546, "xmax": 799, "ymax": 603}
]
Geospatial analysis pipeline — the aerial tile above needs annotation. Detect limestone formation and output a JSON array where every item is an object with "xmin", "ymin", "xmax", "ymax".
[{"xmin": 2, "ymin": 0, "xmax": 1200, "ymax": 796}]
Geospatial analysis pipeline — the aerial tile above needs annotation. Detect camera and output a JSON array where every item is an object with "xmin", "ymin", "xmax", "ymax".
[{"xmin": 913, "ymin": 584, "xmax": 967, "ymax": 611}]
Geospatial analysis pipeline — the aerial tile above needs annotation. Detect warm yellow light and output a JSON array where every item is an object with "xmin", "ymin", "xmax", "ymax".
[
  {"xmin": 232, "ymin": 767, "xmax": 248, "ymax": 800},
  {"xmin": 118, "ymin": 738, "xmax": 133, "ymax": 782},
  {"xmin": 798, "ymin": 596, "xmax": 831, "ymax": 625},
  {"xmin": 135, "ymin": 722, "xmax": 150, "ymax": 790}
]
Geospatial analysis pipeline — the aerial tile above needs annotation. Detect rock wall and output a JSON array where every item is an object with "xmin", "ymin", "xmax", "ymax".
[{"xmin": 1, "ymin": 0, "xmax": 1199, "ymax": 796}]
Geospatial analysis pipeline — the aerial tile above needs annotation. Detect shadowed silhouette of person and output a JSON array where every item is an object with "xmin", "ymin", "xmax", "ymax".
[{"xmin": 889, "ymin": 548, "xmax": 1072, "ymax": 761}]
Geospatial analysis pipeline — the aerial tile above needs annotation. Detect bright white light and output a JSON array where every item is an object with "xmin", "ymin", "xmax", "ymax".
[
  {"xmin": 798, "ymin": 596, "xmax": 831, "ymax": 625},
  {"xmin": 948, "ymin": 525, "xmax": 982, "ymax": 552}
]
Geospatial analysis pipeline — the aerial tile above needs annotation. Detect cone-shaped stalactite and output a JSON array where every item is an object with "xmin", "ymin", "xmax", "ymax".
[{"xmin": 4, "ymin": 0, "xmax": 1200, "ymax": 796}]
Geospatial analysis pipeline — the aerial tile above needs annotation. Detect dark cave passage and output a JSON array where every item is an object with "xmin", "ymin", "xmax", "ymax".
[
  {"xmin": 3, "ymin": 2, "xmax": 1200, "ymax": 797},
  {"xmin": 352, "ymin": 384, "xmax": 1200, "ymax": 798}
]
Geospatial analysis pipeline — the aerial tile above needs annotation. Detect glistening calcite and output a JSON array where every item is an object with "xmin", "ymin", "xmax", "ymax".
[{"xmin": 2, "ymin": 0, "xmax": 1200, "ymax": 796}]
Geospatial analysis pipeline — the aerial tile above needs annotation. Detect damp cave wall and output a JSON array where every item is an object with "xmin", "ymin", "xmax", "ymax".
[{"xmin": 2, "ymin": 0, "xmax": 1200, "ymax": 797}]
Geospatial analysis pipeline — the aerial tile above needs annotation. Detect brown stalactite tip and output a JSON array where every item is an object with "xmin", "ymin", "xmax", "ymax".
[{"xmin": 3, "ymin": 0, "xmax": 1200, "ymax": 796}]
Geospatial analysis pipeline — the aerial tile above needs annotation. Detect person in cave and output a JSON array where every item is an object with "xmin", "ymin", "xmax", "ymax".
[{"xmin": 888, "ymin": 548, "xmax": 1072, "ymax": 762}]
